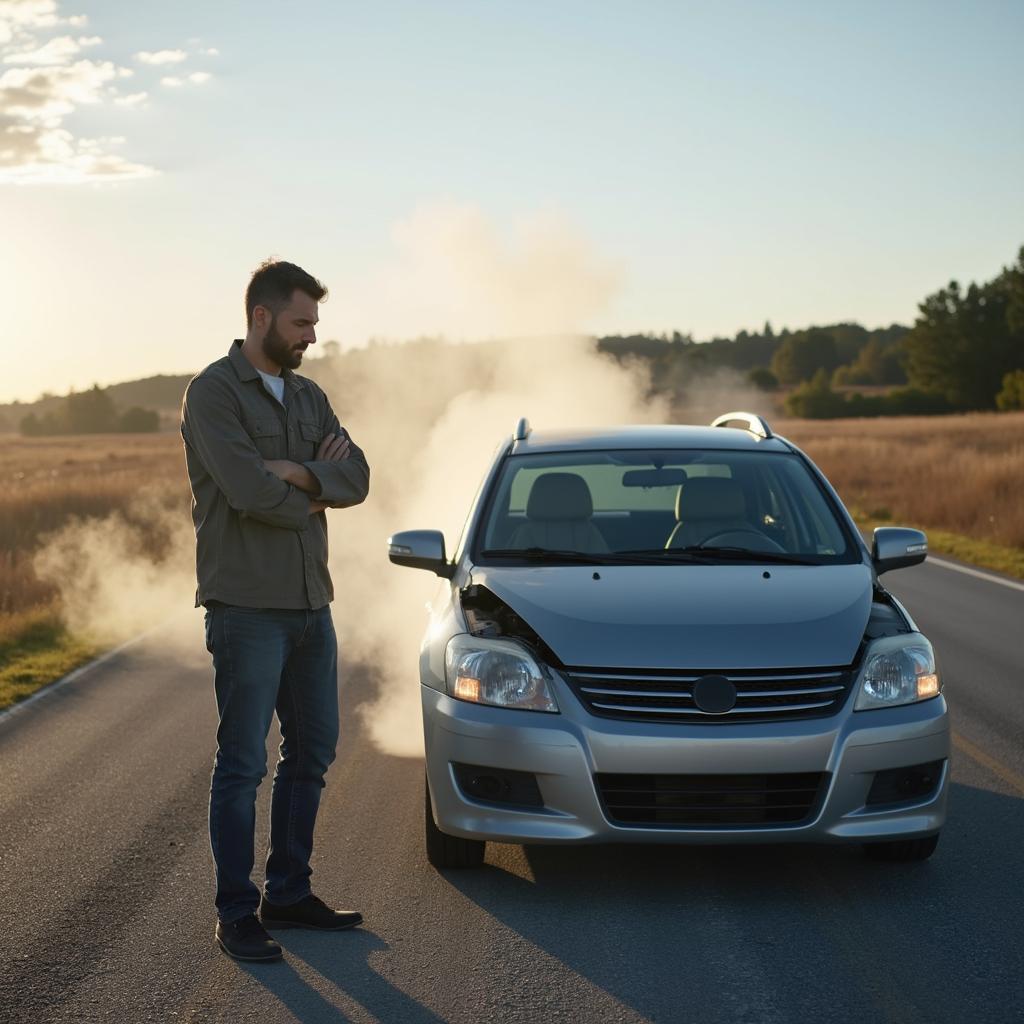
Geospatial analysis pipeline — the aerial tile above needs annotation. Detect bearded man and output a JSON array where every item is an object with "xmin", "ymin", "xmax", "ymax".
[{"xmin": 181, "ymin": 259, "xmax": 370, "ymax": 962}]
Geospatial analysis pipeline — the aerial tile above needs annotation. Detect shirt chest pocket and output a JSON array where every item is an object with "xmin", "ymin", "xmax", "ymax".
[
  {"xmin": 248, "ymin": 418, "xmax": 285, "ymax": 459},
  {"xmin": 298, "ymin": 420, "xmax": 321, "ymax": 459}
]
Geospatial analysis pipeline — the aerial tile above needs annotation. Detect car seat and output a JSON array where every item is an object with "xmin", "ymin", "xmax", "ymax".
[
  {"xmin": 665, "ymin": 477, "xmax": 750, "ymax": 549},
  {"xmin": 507, "ymin": 473, "xmax": 609, "ymax": 553}
]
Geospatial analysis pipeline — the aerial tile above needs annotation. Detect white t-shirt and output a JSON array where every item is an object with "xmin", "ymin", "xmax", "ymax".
[{"xmin": 257, "ymin": 368, "xmax": 285, "ymax": 405}]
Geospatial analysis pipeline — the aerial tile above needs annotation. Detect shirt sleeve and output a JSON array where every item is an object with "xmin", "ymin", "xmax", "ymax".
[
  {"xmin": 302, "ymin": 393, "xmax": 371, "ymax": 508},
  {"xmin": 182, "ymin": 376, "xmax": 311, "ymax": 530}
]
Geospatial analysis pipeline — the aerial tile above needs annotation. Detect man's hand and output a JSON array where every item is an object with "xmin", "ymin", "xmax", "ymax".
[
  {"xmin": 316, "ymin": 432, "xmax": 351, "ymax": 462},
  {"xmin": 264, "ymin": 432, "xmax": 352, "ymax": 509}
]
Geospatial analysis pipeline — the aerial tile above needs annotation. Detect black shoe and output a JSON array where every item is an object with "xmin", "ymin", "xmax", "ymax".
[
  {"xmin": 215, "ymin": 914, "xmax": 283, "ymax": 962},
  {"xmin": 260, "ymin": 893, "xmax": 363, "ymax": 932}
]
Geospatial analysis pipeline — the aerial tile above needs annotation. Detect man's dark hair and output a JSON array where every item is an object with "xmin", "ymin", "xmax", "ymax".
[{"xmin": 245, "ymin": 259, "xmax": 328, "ymax": 327}]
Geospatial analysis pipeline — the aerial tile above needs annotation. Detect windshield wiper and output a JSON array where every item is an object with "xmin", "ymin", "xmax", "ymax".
[
  {"xmin": 480, "ymin": 547, "xmax": 609, "ymax": 564},
  {"xmin": 585, "ymin": 548, "xmax": 712, "ymax": 565},
  {"xmin": 672, "ymin": 545, "xmax": 819, "ymax": 565},
  {"xmin": 617, "ymin": 546, "xmax": 818, "ymax": 565},
  {"xmin": 479, "ymin": 547, "xmax": 684, "ymax": 566}
]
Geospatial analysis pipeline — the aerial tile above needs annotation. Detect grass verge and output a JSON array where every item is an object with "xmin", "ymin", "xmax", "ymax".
[
  {"xmin": 851, "ymin": 511, "xmax": 1024, "ymax": 580},
  {"xmin": 0, "ymin": 610, "xmax": 103, "ymax": 713}
]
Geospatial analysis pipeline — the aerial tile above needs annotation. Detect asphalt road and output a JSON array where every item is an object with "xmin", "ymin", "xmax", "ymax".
[{"xmin": 1, "ymin": 557, "xmax": 1022, "ymax": 1024}]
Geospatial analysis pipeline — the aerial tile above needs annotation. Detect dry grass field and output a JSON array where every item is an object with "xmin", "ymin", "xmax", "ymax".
[
  {"xmin": 0, "ymin": 434, "xmax": 188, "ymax": 706},
  {"xmin": 0, "ymin": 433, "xmax": 187, "ymax": 632},
  {"xmin": 777, "ymin": 412, "xmax": 1024, "ymax": 551},
  {"xmin": 0, "ymin": 411, "xmax": 1021, "ymax": 708}
]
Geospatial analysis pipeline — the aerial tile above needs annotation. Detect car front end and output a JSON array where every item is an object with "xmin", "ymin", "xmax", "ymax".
[
  {"xmin": 421, "ymin": 631, "xmax": 948, "ymax": 849},
  {"xmin": 391, "ymin": 415, "xmax": 950, "ymax": 866}
]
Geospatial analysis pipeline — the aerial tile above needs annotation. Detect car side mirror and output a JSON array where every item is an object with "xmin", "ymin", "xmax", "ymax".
[
  {"xmin": 872, "ymin": 527, "xmax": 928, "ymax": 575},
  {"xmin": 388, "ymin": 529, "xmax": 454, "ymax": 578}
]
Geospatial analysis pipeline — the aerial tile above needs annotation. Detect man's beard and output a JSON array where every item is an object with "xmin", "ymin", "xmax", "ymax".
[{"xmin": 262, "ymin": 318, "xmax": 306, "ymax": 370}]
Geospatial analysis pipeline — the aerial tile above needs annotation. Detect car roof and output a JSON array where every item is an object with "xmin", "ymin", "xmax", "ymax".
[{"xmin": 510, "ymin": 424, "xmax": 794, "ymax": 455}]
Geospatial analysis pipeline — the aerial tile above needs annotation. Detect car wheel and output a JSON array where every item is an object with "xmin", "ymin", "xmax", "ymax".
[
  {"xmin": 863, "ymin": 832, "xmax": 940, "ymax": 862},
  {"xmin": 425, "ymin": 776, "xmax": 485, "ymax": 869}
]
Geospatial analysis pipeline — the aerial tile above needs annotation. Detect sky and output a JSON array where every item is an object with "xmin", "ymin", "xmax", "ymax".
[{"xmin": 1, "ymin": 0, "xmax": 1022, "ymax": 404}]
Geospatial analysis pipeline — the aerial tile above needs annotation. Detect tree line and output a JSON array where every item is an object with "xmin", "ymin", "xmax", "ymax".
[
  {"xmin": 600, "ymin": 244, "xmax": 1024, "ymax": 418},
  {"xmin": 20, "ymin": 384, "xmax": 160, "ymax": 436}
]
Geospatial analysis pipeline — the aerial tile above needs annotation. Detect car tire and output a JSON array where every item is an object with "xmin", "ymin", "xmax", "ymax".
[
  {"xmin": 863, "ymin": 832, "xmax": 940, "ymax": 862},
  {"xmin": 425, "ymin": 776, "xmax": 486, "ymax": 869}
]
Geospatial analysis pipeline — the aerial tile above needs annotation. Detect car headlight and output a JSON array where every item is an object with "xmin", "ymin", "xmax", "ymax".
[
  {"xmin": 444, "ymin": 635, "xmax": 559, "ymax": 713},
  {"xmin": 854, "ymin": 634, "xmax": 941, "ymax": 711}
]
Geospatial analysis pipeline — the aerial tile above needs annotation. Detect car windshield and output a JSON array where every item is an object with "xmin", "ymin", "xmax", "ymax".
[{"xmin": 475, "ymin": 448, "xmax": 858, "ymax": 566}]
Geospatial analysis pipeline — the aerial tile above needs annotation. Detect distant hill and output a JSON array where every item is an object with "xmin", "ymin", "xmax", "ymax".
[
  {"xmin": 103, "ymin": 374, "xmax": 195, "ymax": 413},
  {"xmin": 0, "ymin": 373, "xmax": 194, "ymax": 433}
]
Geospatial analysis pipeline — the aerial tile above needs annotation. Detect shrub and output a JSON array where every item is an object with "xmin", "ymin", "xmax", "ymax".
[
  {"xmin": 784, "ymin": 370, "xmax": 848, "ymax": 418},
  {"xmin": 786, "ymin": 376, "xmax": 951, "ymax": 419},
  {"xmin": 118, "ymin": 406, "xmax": 160, "ymax": 433},
  {"xmin": 996, "ymin": 369, "xmax": 1024, "ymax": 411},
  {"xmin": 746, "ymin": 367, "xmax": 778, "ymax": 392}
]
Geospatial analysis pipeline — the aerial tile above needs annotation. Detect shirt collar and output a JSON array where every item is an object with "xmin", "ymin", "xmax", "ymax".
[
  {"xmin": 229, "ymin": 339, "xmax": 306, "ymax": 391},
  {"xmin": 228, "ymin": 339, "xmax": 259, "ymax": 382}
]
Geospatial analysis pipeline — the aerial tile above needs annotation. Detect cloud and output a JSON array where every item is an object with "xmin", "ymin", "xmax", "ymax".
[
  {"xmin": 0, "ymin": 1, "xmax": 59, "ymax": 43},
  {"xmin": 0, "ymin": 3, "xmax": 161, "ymax": 183},
  {"xmin": 1, "ymin": 59, "xmax": 121, "ymax": 119},
  {"xmin": 200, "ymin": 46, "xmax": 218, "ymax": 56},
  {"xmin": 0, "ymin": 119, "xmax": 151, "ymax": 182},
  {"xmin": 3, "ymin": 33, "xmax": 98, "ymax": 64},
  {"xmin": 113, "ymin": 90, "xmax": 147, "ymax": 107},
  {"xmin": 135, "ymin": 48, "xmax": 186, "ymax": 65},
  {"xmin": 0, "ymin": 1, "xmax": 85, "ymax": 45},
  {"xmin": 161, "ymin": 70, "xmax": 211, "ymax": 88}
]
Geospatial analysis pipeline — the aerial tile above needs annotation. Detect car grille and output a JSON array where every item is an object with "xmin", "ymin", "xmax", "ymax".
[
  {"xmin": 563, "ymin": 665, "xmax": 852, "ymax": 723},
  {"xmin": 596, "ymin": 771, "xmax": 829, "ymax": 827}
]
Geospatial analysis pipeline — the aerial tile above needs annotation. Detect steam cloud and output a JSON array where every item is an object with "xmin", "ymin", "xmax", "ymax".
[
  {"xmin": 324, "ymin": 336, "xmax": 670, "ymax": 757},
  {"xmin": 33, "ymin": 489, "xmax": 196, "ymax": 641},
  {"xmin": 336, "ymin": 201, "xmax": 620, "ymax": 342}
]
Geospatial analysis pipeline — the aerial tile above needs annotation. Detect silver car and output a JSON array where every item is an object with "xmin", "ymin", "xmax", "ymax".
[{"xmin": 388, "ymin": 412, "xmax": 949, "ymax": 869}]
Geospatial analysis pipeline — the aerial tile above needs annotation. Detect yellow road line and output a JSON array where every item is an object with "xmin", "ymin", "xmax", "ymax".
[{"xmin": 953, "ymin": 732, "xmax": 1024, "ymax": 796}]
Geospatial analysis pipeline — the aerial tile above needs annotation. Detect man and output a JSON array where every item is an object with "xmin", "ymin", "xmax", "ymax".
[{"xmin": 181, "ymin": 259, "xmax": 370, "ymax": 963}]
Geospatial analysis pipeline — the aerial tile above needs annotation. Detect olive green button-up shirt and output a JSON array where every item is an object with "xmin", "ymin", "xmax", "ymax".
[{"xmin": 181, "ymin": 340, "xmax": 370, "ymax": 610}]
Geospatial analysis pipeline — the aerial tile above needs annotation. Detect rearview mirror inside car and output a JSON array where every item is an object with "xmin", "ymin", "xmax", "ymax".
[{"xmin": 622, "ymin": 468, "xmax": 688, "ymax": 488}]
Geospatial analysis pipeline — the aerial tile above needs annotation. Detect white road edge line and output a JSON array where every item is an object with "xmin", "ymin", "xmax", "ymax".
[
  {"xmin": 927, "ymin": 555, "xmax": 1024, "ymax": 594},
  {"xmin": 0, "ymin": 616, "xmax": 182, "ymax": 728}
]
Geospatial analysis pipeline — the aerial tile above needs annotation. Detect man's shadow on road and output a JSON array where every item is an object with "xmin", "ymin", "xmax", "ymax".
[{"xmin": 237, "ymin": 927, "xmax": 445, "ymax": 1024}]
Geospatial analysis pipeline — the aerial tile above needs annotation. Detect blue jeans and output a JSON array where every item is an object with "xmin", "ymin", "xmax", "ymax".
[{"xmin": 204, "ymin": 604, "xmax": 339, "ymax": 923}]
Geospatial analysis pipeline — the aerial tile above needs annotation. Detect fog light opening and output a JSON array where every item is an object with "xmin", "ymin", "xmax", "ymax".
[
  {"xmin": 451, "ymin": 762, "xmax": 544, "ymax": 808},
  {"xmin": 866, "ymin": 760, "xmax": 944, "ymax": 807}
]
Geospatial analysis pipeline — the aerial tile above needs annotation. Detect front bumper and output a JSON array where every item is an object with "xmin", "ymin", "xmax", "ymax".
[{"xmin": 422, "ymin": 681, "xmax": 950, "ymax": 845}]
